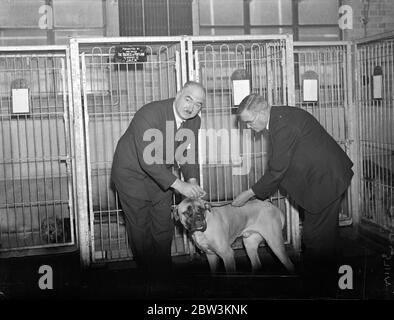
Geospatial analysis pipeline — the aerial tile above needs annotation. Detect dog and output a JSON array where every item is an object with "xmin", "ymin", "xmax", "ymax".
[
  {"xmin": 175, "ymin": 198, "xmax": 295, "ymax": 274},
  {"xmin": 41, "ymin": 217, "xmax": 71, "ymax": 244},
  {"xmin": 363, "ymin": 159, "xmax": 394, "ymax": 219}
]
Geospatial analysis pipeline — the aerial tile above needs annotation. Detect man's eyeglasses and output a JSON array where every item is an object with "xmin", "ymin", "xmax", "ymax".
[
  {"xmin": 245, "ymin": 112, "xmax": 259, "ymax": 127},
  {"xmin": 185, "ymin": 96, "xmax": 203, "ymax": 110}
]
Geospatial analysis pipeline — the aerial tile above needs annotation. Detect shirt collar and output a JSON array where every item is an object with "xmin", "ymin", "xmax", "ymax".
[
  {"xmin": 173, "ymin": 102, "xmax": 183, "ymax": 129},
  {"xmin": 266, "ymin": 113, "xmax": 270, "ymax": 130}
]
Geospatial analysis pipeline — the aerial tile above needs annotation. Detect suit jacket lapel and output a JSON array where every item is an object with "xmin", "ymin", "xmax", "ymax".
[
  {"xmin": 164, "ymin": 98, "xmax": 176, "ymax": 124},
  {"xmin": 163, "ymin": 98, "xmax": 181, "ymax": 165}
]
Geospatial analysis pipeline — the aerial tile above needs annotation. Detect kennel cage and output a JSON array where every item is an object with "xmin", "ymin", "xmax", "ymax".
[
  {"xmin": 355, "ymin": 32, "xmax": 394, "ymax": 233},
  {"xmin": 0, "ymin": 46, "xmax": 76, "ymax": 257}
]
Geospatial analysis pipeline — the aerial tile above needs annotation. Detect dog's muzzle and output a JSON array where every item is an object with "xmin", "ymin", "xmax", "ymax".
[
  {"xmin": 174, "ymin": 200, "xmax": 213, "ymax": 234},
  {"xmin": 186, "ymin": 206, "xmax": 208, "ymax": 233},
  {"xmin": 185, "ymin": 207, "xmax": 207, "ymax": 233}
]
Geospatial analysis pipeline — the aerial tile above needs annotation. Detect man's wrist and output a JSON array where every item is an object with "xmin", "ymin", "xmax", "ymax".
[
  {"xmin": 171, "ymin": 178, "xmax": 182, "ymax": 190},
  {"xmin": 188, "ymin": 178, "xmax": 198, "ymax": 185},
  {"xmin": 248, "ymin": 188, "xmax": 255, "ymax": 197}
]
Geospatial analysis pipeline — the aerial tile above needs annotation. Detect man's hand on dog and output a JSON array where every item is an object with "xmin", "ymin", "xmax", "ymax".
[
  {"xmin": 172, "ymin": 178, "xmax": 206, "ymax": 199},
  {"xmin": 232, "ymin": 189, "xmax": 255, "ymax": 207}
]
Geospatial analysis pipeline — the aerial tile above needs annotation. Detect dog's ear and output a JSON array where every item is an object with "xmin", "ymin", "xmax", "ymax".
[{"xmin": 204, "ymin": 202, "xmax": 211, "ymax": 211}]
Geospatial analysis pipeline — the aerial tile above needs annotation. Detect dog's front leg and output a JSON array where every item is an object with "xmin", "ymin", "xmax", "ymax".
[
  {"xmin": 219, "ymin": 249, "xmax": 236, "ymax": 273},
  {"xmin": 206, "ymin": 253, "xmax": 220, "ymax": 273}
]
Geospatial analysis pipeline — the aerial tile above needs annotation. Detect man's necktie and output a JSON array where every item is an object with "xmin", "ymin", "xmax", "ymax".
[{"xmin": 174, "ymin": 121, "xmax": 185, "ymax": 169}]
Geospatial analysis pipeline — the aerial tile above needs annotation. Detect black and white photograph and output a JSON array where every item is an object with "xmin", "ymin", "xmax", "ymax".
[{"xmin": 0, "ymin": 0, "xmax": 393, "ymax": 308}]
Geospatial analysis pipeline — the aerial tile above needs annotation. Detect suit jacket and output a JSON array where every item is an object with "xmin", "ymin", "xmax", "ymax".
[
  {"xmin": 111, "ymin": 98, "xmax": 201, "ymax": 203},
  {"xmin": 251, "ymin": 106, "xmax": 354, "ymax": 213}
]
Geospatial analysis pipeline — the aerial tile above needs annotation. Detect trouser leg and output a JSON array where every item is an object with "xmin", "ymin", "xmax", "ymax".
[
  {"xmin": 301, "ymin": 194, "xmax": 344, "ymax": 297},
  {"xmin": 117, "ymin": 191, "xmax": 174, "ymax": 280},
  {"xmin": 149, "ymin": 196, "xmax": 174, "ymax": 280},
  {"xmin": 117, "ymin": 191, "xmax": 153, "ymax": 275}
]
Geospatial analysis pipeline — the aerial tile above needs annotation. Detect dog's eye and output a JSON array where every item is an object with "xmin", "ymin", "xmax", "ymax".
[{"xmin": 186, "ymin": 207, "xmax": 193, "ymax": 217}]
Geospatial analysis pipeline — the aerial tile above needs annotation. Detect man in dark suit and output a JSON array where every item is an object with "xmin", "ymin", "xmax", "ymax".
[
  {"xmin": 111, "ymin": 81, "xmax": 206, "ymax": 291},
  {"xmin": 232, "ymin": 94, "xmax": 354, "ymax": 297}
]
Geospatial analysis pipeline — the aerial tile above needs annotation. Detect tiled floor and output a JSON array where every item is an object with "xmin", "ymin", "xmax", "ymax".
[{"xmin": 1, "ymin": 226, "xmax": 393, "ymax": 300}]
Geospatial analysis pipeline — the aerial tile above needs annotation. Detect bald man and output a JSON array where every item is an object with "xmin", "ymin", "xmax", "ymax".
[
  {"xmin": 233, "ymin": 94, "xmax": 354, "ymax": 297},
  {"xmin": 111, "ymin": 81, "xmax": 206, "ymax": 289}
]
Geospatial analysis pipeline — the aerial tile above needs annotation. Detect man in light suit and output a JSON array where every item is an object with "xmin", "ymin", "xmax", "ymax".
[
  {"xmin": 111, "ymin": 81, "xmax": 206, "ymax": 290},
  {"xmin": 233, "ymin": 94, "xmax": 354, "ymax": 297}
]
